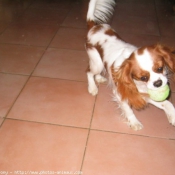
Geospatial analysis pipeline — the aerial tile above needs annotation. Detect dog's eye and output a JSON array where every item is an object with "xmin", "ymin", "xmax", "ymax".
[
  {"xmin": 157, "ymin": 67, "xmax": 163, "ymax": 73},
  {"xmin": 140, "ymin": 76, "xmax": 148, "ymax": 82}
]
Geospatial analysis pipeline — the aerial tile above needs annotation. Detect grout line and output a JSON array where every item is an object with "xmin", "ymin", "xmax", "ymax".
[
  {"xmin": 60, "ymin": 25, "xmax": 86, "ymax": 29},
  {"xmin": 0, "ymin": 72, "xmax": 29, "ymax": 77},
  {"xmin": 0, "ymin": 41, "xmax": 48, "ymax": 48},
  {"xmin": 4, "ymin": 118, "xmax": 89, "ymax": 131},
  {"xmin": 0, "ymin": 42, "xmax": 86, "ymax": 52},
  {"xmin": 48, "ymin": 46, "xmax": 86, "ymax": 52},
  {"xmin": 90, "ymin": 128, "xmax": 175, "ymax": 141},
  {"xmin": 31, "ymin": 75, "xmax": 87, "ymax": 83},
  {"xmin": 79, "ymin": 94, "xmax": 98, "ymax": 173},
  {"xmin": 2, "ymin": 115, "xmax": 175, "ymax": 141},
  {"xmin": 0, "ymin": 42, "xmax": 46, "ymax": 48}
]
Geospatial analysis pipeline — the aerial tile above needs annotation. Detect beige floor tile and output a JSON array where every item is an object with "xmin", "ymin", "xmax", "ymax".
[
  {"xmin": 159, "ymin": 21, "xmax": 175, "ymax": 37},
  {"xmin": 161, "ymin": 36, "xmax": 175, "ymax": 48},
  {"xmin": 33, "ymin": 48, "xmax": 88, "ymax": 81},
  {"xmin": 15, "ymin": 8, "xmax": 69, "ymax": 26},
  {"xmin": 7, "ymin": 77, "xmax": 95, "ymax": 128},
  {"xmin": 118, "ymin": 0, "xmax": 154, "ymax": 3},
  {"xmin": 0, "ymin": 73, "xmax": 28, "ymax": 117},
  {"xmin": 61, "ymin": 5, "xmax": 87, "ymax": 28},
  {"xmin": 0, "ymin": 44, "xmax": 45, "ymax": 75},
  {"xmin": 0, "ymin": 0, "xmax": 32, "ymax": 22},
  {"xmin": 30, "ymin": 0, "xmax": 72, "ymax": 10},
  {"xmin": 119, "ymin": 32, "xmax": 160, "ymax": 47},
  {"xmin": 82, "ymin": 130, "xmax": 175, "ymax": 175},
  {"xmin": 112, "ymin": 16, "xmax": 160, "ymax": 36},
  {"xmin": 114, "ymin": 2, "xmax": 156, "ymax": 20},
  {"xmin": 0, "ymin": 21, "xmax": 10, "ymax": 34},
  {"xmin": 0, "ymin": 119, "xmax": 88, "ymax": 171},
  {"xmin": 50, "ymin": 27, "xmax": 87, "ymax": 50},
  {"xmin": 0, "ymin": 24, "xmax": 58, "ymax": 46},
  {"xmin": 156, "ymin": 4, "xmax": 175, "ymax": 22}
]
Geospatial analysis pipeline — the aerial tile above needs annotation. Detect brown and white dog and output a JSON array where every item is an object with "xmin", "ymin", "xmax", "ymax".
[{"xmin": 85, "ymin": 0, "xmax": 175, "ymax": 130}]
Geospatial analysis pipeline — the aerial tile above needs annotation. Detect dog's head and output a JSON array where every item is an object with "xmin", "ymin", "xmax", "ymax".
[{"xmin": 112, "ymin": 44, "xmax": 175, "ymax": 109}]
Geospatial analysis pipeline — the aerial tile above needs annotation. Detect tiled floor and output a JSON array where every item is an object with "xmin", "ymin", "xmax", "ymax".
[{"xmin": 0, "ymin": 0, "xmax": 175, "ymax": 174}]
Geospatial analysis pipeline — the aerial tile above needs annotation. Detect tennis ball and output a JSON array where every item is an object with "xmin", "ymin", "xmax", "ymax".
[{"xmin": 148, "ymin": 84, "xmax": 170, "ymax": 102}]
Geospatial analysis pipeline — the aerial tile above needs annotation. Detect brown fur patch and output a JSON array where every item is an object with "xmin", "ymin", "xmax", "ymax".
[
  {"xmin": 147, "ymin": 44, "xmax": 175, "ymax": 72},
  {"xmin": 87, "ymin": 20, "xmax": 96, "ymax": 31},
  {"xmin": 85, "ymin": 42, "xmax": 93, "ymax": 50},
  {"xmin": 104, "ymin": 61, "xmax": 108, "ymax": 70},
  {"xmin": 86, "ymin": 65, "xmax": 90, "ymax": 73},
  {"xmin": 95, "ymin": 42, "xmax": 104, "ymax": 60},
  {"xmin": 105, "ymin": 29, "xmax": 122, "ymax": 39},
  {"xmin": 111, "ymin": 53, "xmax": 148, "ymax": 110},
  {"xmin": 91, "ymin": 25, "xmax": 103, "ymax": 34},
  {"xmin": 85, "ymin": 41, "xmax": 104, "ymax": 61},
  {"xmin": 137, "ymin": 47, "xmax": 146, "ymax": 55}
]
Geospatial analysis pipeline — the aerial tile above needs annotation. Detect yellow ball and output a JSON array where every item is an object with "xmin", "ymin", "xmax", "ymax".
[{"xmin": 148, "ymin": 84, "xmax": 170, "ymax": 102}]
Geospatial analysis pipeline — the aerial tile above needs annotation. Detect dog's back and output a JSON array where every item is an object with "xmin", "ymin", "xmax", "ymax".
[{"xmin": 85, "ymin": 0, "xmax": 136, "ymax": 79}]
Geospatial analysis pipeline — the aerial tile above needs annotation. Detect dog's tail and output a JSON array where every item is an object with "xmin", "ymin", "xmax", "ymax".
[{"xmin": 87, "ymin": 0, "xmax": 116, "ymax": 30}]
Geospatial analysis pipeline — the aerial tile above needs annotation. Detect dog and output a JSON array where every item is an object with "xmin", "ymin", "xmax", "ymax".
[{"xmin": 85, "ymin": 0, "xmax": 175, "ymax": 130}]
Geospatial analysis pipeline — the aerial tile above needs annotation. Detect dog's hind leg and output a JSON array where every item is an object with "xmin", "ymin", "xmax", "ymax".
[{"xmin": 86, "ymin": 46, "xmax": 104, "ymax": 96}]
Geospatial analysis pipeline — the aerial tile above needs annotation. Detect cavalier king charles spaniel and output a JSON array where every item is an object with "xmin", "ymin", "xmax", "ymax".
[{"xmin": 85, "ymin": 0, "xmax": 175, "ymax": 130}]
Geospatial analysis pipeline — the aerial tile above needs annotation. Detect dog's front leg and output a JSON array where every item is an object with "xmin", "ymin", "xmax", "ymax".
[
  {"xmin": 148, "ymin": 99, "xmax": 175, "ymax": 126},
  {"xmin": 121, "ymin": 101, "xmax": 143, "ymax": 130},
  {"xmin": 114, "ymin": 92, "xmax": 143, "ymax": 130}
]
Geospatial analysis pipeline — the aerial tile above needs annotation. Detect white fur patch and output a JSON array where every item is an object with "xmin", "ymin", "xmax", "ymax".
[{"xmin": 135, "ymin": 49, "xmax": 168, "ymax": 89}]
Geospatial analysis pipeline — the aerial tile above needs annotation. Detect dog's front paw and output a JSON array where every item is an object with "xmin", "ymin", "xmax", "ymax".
[
  {"xmin": 129, "ymin": 122, "xmax": 143, "ymax": 131},
  {"xmin": 95, "ymin": 75, "xmax": 107, "ymax": 84},
  {"xmin": 167, "ymin": 113, "xmax": 175, "ymax": 126},
  {"xmin": 169, "ymin": 117, "xmax": 175, "ymax": 126},
  {"xmin": 164, "ymin": 102, "xmax": 175, "ymax": 126},
  {"xmin": 88, "ymin": 86, "xmax": 98, "ymax": 96},
  {"xmin": 128, "ymin": 117, "xmax": 143, "ymax": 131}
]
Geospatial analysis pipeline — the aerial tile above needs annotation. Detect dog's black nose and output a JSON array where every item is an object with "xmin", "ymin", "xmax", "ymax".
[{"xmin": 153, "ymin": 80, "xmax": 162, "ymax": 87}]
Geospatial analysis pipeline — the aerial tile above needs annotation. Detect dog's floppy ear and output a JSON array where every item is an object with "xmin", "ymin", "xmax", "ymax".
[
  {"xmin": 155, "ymin": 44, "xmax": 175, "ymax": 72},
  {"xmin": 111, "ymin": 59, "xmax": 147, "ymax": 110}
]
